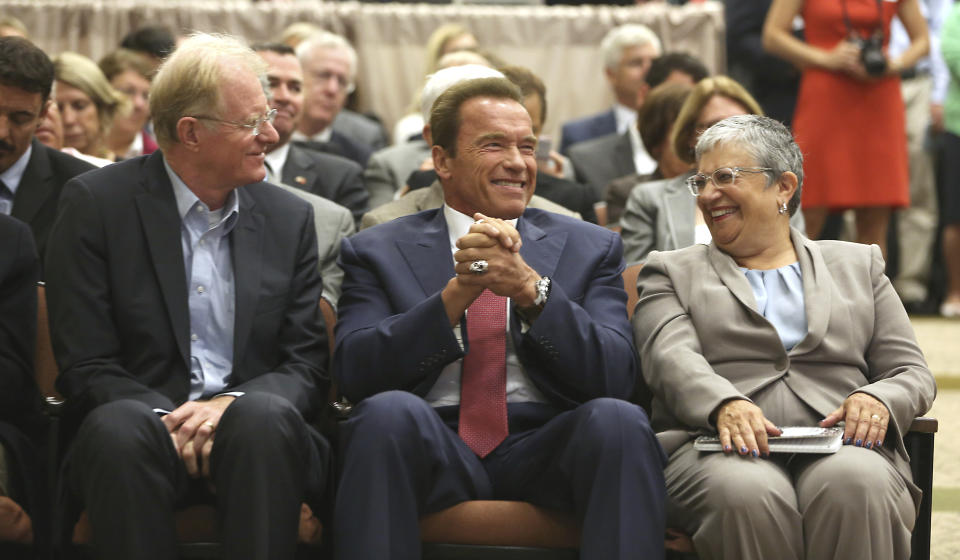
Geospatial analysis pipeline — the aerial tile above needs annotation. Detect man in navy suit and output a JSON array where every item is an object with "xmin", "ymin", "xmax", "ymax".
[
  {"xmin": 45, "ymin": 34, "xmax": 329, "ymax": 560},
  {"xmin": 333, "ymin": 77, "xmax": 666, "ymax": 559},
  {"xmin": 559, "ymin": 24, "xmax": 661, "ymax": 156}
]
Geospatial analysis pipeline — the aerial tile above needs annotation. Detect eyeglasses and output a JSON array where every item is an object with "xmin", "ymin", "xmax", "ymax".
[
  {"xmin": 310, "ymin": 70, "xmax": 355, "ymax": 94},
  {"xmin": 686, "ymin": 166, "xmax": 773, "ymax": 196},
  {"xmin": 191, "ymin": 108, "xmax": 278, "ymax": 137}
]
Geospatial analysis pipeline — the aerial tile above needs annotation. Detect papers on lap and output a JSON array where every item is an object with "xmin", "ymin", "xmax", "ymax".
[{"xmin": 693, "ymin": 426, "xmax": 844, "ymax": 454}]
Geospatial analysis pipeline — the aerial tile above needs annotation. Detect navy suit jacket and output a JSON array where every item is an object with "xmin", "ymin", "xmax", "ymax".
[
  {"xmin": 559, "ymin": 108, "xmax": 617, "ymax": 155},
  {"xmin": 45, "ymin": 152, "xmax": 329, "ymax": 424},
  {"xmin": 334, "ymin": 207, "xmax": 638, "ymax": 411}
]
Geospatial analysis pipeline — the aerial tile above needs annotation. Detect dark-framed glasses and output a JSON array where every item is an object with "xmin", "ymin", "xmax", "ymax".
[
  {"xmin": 192, "ymin": 108, "xmax": 278, "ymax": 137},
  {"xmin": 686, "ymin": 166, "xmax": 773, "ymax": 196}
]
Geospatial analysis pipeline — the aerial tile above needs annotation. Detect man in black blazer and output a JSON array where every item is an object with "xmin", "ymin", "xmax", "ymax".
[
  {"xmin": 45, "ymin": 34, "xmax": 329, "ymax": 560},
  {"xmin": 255, "ymin": 43, "xmax": 369, "ymax": 225},
  {"xmin": 0, "ymin": 213, "xmax": 44, "ymax": 551},
  {"xmin": 0, "ymin": 37, "xmax": 94, "ymax": 265}
]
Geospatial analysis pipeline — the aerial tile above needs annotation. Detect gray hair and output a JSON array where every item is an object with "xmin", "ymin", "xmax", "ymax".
[
  {"xmin": 295, "ymin": 30, "xmax": 357, "ymax": 82},
  {"xmin": 601, "ymin": 24, "xmax": 662, "ymax": 71},
  {"xmin": 420, "ymin": 63, "xmax": 504, "ymax": 120},
  {"xmin": 695, "ymin": 114, "xmax": 804, "ymax": 216}
]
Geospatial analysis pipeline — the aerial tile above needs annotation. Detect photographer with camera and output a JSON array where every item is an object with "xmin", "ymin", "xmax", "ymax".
[{"xmin": 762, "ymin": 0, "xmax": 929, "ymax": 257}]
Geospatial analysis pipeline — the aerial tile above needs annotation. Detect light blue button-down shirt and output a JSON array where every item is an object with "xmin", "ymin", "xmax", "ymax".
[
  {"xmin": 0, "ymin": 144, "xmax": 32, "ymax": 215},
  {"xmin": 164, "ymin": 160, "xmax": 240, "ymax": 400},
  {"xmin": 740, "ymin": 262, "xmax": 807, "ymax": 351}
]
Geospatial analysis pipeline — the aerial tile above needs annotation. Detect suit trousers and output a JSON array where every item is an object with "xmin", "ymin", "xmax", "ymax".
[
  {"xmin": 895, "ymin": 74, "xmax": 939, "ymax": 303},
  {"xmin": 665, "ymin": 381, "xmax": 916, "ymax": 560},
  {"xmin": 333, "ymin": 391, "xmax": 667, "ymax": 560},
  {"xmin": 65, "ymin": 393, "xmax": 328, "ymax": 560}
]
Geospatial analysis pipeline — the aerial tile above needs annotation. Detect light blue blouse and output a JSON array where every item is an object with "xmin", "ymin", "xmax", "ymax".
[{"xmin": 739, "ymin": 262, "xmax": 808, "ymax": 350}]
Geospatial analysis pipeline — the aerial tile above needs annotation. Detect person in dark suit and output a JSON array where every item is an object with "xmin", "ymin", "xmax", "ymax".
[
  {"xmin": 45, "ymin": 34, "xmax": 330, "ymax": 560},
  {"xmin": 559, "ymin": 23, "xmax": 661, "ymax": 155},
  {"xmin": 254, "ymin": 43, "xmax": 369, "ymax": 225},
  {"xmin": 0, "ymin": 213, "xmax": 44, "ymax": 552},
  {"xmin": 333, "ymin": 77, "xmax": 666, "ymax": 559},
  {"xmin": 292, "ymin": 31, "xmax": 373, "ymax": 167},
  {"xmin": 0, "ymin": 37, "xmax": 95, "ymax": 264}
]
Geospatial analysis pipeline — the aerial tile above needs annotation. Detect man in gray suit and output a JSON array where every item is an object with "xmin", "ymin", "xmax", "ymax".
[
  {"xmin": 256, "ymin": 43, "xmax": 369, "ymax": 225},
  {"xmin": 363, "ymin": 64, "xmax": 504, "ymax": 209}
]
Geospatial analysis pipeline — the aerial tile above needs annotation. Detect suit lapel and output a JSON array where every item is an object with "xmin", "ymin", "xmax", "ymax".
[
  {"xmin": 613, "ymin": 132, "xmax": 635, "ymax": 175},
  {"xmin": 789, "ymin": 230, "xmax": 832, "ymax": 355},
  {"xmin": 396, "ymin": 209, "xmax": 452, "ymax": 297},
  {"xmin": 12, "ymin": 141, "xmax": 55, "ymax": 225},
  {"xmin": 231, "ymin": 189, "xmax": 264, "ymax": 366},
  {"xmin": 518, "ymin": 213, "xmax": 565, "ymax": 279},
  {"xmin": 134, "ymin": 153, "xmax": 191, "ymax": 368},
  {"xmin": 707, "ymin": 242, "xmax": 761, "ymax": 316},
  {"xmin": 281, "ymin": 145, "xmax": 317, "ymax": 191},
  {"xmin": 663, "ymin": 185, "xmax": 694, "ymax": 250}
]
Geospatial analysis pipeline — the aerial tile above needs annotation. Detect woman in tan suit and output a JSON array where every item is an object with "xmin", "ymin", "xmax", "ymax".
[{"xmin": 633, "ymin": 115, "xmax": 936, "ymax": 560}]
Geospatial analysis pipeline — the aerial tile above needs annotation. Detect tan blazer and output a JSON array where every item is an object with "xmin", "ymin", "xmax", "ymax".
[{"xmin": 632, "ymin": 229, "xmax": 936, "ymax": 481}]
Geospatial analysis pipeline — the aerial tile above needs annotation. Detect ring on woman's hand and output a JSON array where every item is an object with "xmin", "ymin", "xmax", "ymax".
[
  {"xmin": 203, "ymin": 421, "xmax": 216, "ymax": 430},
  {"xmin": 870, "ymin": 414, "xmax": 881, "ymax": 421},
  {"xmin": 469, "ymin": 260, "xmax": 489, "ymax": 274}
]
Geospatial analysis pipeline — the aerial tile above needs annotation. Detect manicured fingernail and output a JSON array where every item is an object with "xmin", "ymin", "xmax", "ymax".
[
  {"xmin": 752, "ymin": 449, "xmax": 759, "ymax": 457},
  {"xmin": 845, "ymin": 437, "xmax": 853, "ymax": 445},
  {"xmin": 855, "ymin": 439, "xmax": 862, "ymax": 447},
  {"xmin": 740, "ymin": 446, "xmax": 748, "ymax": 454},
  {"xmin": 877, "ymin": 440, "xmax": 883, "ymax": 447},
  {"xmin": 865, "ymin": 441, "xmax": 873, "ymax": 449},
  {"xmin": 724, "ymin": 445, "xmax": 731, "ymax": 452}
]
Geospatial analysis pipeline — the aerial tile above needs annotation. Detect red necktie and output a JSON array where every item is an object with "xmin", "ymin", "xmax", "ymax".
[{"xmin": 459, "ymin": 289, "xmax": 509, "ymax": 458}]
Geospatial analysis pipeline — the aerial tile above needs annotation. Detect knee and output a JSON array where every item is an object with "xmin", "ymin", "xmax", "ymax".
[
  {"xmin": 698, "ymin": 462, "xmax": 795, "ymax": 517},
  {"xmin": 216, "ymin": 392, "xmax": 306, "ymax": 448},
  {"xmin": 75, "ymin": 399, "xmax": 166, "ymax": 458},
  {"xmin": 573, "ymin": 398, "xmax": 655, "ymax": 446},
  {"xmin": 344, "ymin": 391, "xmax": 434, "ymax": 445}
]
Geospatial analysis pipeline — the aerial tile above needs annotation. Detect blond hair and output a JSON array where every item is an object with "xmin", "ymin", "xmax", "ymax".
[
  {"xmin": 54, "ymin": 51, "xmax": 128, "ymax": 135},
  {"xmin": 671, "ymin": 75, "xmax": 764, "ymax": 165}
]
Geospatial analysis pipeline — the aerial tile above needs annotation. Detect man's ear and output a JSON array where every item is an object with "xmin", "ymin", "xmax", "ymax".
[
  {"xmin": 432, "ymin": 144, "xmax": 452, "ymax": 181},
  {"xmin": 176, "ymin": 117, "xmax": 203, "ymax": 152}
]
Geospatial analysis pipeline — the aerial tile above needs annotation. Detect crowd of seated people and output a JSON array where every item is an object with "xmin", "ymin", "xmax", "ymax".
[{"xmin": 0, "ymin": 5, "xmax": 948, "ymax": 559}]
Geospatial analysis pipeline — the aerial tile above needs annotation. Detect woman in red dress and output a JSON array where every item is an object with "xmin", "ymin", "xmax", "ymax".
[{"xmin": 763, "ymin": 0, "xmax": 928, "ymax": 256}]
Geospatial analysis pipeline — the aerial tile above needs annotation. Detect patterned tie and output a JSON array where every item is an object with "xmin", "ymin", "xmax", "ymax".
[{"xmin": 459, "ymin": 289, "xmax": 509, "ymax": 458}]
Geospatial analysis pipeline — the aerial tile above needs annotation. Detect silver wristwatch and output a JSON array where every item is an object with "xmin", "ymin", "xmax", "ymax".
[{"xmin": 533, "ymin": 276, "xmax": 551, "ymax": 307}]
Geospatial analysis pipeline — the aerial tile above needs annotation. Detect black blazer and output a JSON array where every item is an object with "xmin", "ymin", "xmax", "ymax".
[
  {"xmin": 45, "ymin": 152, "xmax": 329, "ymax": 424},
  {"xmin": 281, "ymin": 143, "xmax": 369, "ymax": 224},
  {"xmin": 11, "ymin": 139, "xmax": 96, "ymax": 264}
]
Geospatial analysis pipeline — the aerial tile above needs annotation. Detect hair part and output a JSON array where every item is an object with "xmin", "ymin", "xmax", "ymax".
[
  {"xmin": 429, "ymin": 77, "xmax": 523, "ymax": 156},
  {"xmin": 671, "ymin": 75, "xmax": 764, "ymax": 165},
  {"xmin": 54, "ymin": 51, "xmax": 128, "ymax": 134},
  {"xmin": 601, "ymin": 24, "xmax": 662, "ymax": 71},
  {"xmin": 0, "ymin": 36, "xmax": 53, "ymax": 102},
  {"xmin": 150, "ymin": 32, "xmax": 267, "ymax": 149},
  {"xmin": 695, "ymin": 114, "xmax": 804, "ymax": 216}
]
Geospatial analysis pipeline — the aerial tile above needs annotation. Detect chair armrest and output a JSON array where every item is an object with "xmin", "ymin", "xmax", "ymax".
[{"xmin": 908, "ymin": 417, "xmax": 938, "ymax": 434}]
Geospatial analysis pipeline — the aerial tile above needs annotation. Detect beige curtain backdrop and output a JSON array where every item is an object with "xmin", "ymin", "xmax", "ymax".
[{"xmin": 0, "ymin": 0, "xmax": 724, "ymax": 143}]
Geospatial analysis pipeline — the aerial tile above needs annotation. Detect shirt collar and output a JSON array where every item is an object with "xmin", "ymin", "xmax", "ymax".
[
  {"xmin": 291, "ymin": 127, "xmax": 332, "ymax": 144},
  {"xmin": 612, "ymin": 103, "xmax": 638, "ymax": 135},
  {"xmin": 0, "ymin": 143, "xmax": 33, "ymax": 195},
  {"xmin": 163, "ymin": 157, "xmax": 240, "ymax": 223},
  {"xmin": 443, "ymin": 204, "xmax": 518, "ymax": 251},
  {"xmin": 264, "ymin": 141, "xmax": 290, "ymax": 180}
]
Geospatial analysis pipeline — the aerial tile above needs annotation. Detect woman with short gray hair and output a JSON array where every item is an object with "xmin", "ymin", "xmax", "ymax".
[{"xmin": 633, "ymin": 114, "xmax": 935, "ymax": 560}]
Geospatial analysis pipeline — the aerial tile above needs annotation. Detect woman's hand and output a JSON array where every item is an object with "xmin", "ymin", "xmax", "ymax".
[
  {"xmin": 820, "ymin": 392, "xmax": 889, "ymax": 450},
  {"xmin": 823, "ymin": 40, "xmax": 862, "ymax": 74},
  {"xmin": 714, "ymin": 399, "xmax": 782, "ymax": 457}
]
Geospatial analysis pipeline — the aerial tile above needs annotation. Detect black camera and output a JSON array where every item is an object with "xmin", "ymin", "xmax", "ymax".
[{"xmin": 852, "ymin": 30, "xmax": 887, "ymax": 77}]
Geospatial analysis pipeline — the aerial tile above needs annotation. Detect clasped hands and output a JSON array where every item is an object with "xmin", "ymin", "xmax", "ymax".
[
  {"xmin": 441, "ymin": 213, "xmax": 540, "ymax": 325},
  {"xmin": 713, "ymin": 392, "xmax": 889, "ymax": 457},
  {"xmin": 161, "ymin": 395, "xmax": 236, "ymax": 480},
  {"xmin": 825, "ymin": 40, "xmax": 898, "ymax": 81}
]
